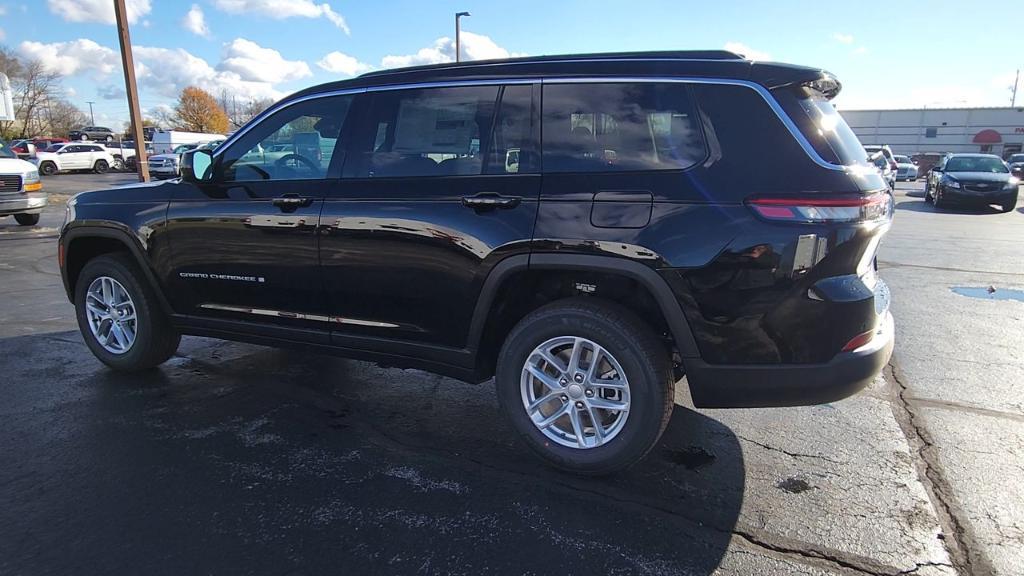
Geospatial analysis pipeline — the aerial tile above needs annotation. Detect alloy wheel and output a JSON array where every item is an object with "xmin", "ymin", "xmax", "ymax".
[
  {"xmin": 85, "ymin": 276, "xmax": 138, "ymax": 354},
  {"xmin": 520, "ymin": 336, "xmax": 630, "ymax": 449}
]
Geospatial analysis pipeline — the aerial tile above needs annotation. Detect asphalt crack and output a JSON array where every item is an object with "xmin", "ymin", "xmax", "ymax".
[
  {"xmin": 735, "ymin": 433, "xmax": 849, "ymax": 466},
  {"xmin": 886, "ymin": 361, "xmax": 989, "ymax": 575}
]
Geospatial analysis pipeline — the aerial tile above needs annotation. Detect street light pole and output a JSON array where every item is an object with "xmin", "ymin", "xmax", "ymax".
[
  {"xmin": 455, "ymin": 12, "xmax": 470, "ymax": 63},
  {"xmin": 86, "ymin": 101, "xmax": 95, "ymax": 125}
]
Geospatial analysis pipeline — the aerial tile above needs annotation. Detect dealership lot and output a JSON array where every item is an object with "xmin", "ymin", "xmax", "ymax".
[{"xmin": 0, "ymin": 175, "xmax": 1020, "ymax": 575}]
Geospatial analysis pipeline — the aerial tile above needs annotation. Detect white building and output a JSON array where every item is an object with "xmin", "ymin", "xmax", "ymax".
[{"xmin": 840, "ymin": 107, "xmax": 1024, "ymax": 159}]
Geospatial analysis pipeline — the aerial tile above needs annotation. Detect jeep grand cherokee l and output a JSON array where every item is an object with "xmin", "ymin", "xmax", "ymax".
[{"xmin": 58, "ymin": 51, "xmax": 894, "ymax": 474}]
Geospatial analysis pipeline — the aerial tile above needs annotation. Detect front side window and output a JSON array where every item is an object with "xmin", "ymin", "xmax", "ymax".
[
  {"xmin": 356, "ymin": 85, "xmax": 501, "ymax": 178},
  {"xmin": 542, "ymin": 82, "xmax": 705, "ymax": 173},
  {"xmin": 218, "ymin": 94, "xmax": 354, "ymax": 182}
]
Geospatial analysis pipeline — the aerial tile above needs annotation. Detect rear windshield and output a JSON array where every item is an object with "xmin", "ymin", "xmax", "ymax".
[
  {"xmin": 796, "ymin": 92, "xmax": 866, "ymax": 166},
  {"xmin": 945, "ymin": 156, "xmax": 1008, "ymax": 173}
]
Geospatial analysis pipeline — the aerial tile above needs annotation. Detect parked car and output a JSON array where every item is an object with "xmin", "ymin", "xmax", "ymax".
[
  {"xmin": 69, "ymin": 126, "xmax": 116, "ymax": 142},
  {"xmin": 33, "ymin": 142, "xmax": 116, "ymax": 175},
  {"xmin": 893, "ymin": 155, "xmax": 918, "ymax": 181},
  {"xmin": 869, "ymin": 151, "xmax": 896, "ymax": 189},
  {"xmin": 1006, "ymin": 153, "xmax": 1024, "ymax": 178},
  {"xmin": 150, "ymin": 130, "xmax": 225, "ymax": 155},
  {"xmin": 912, "ymin": 152, "xmax": 946, "ymax": 176},
  {"xmin": 8, "ymin": 139, "xmax": 35, "ymax": 160},
  {"xmin": 925, "ymin": 153, "xmax": 1018, "ymax": 212},
  {"xmin": 0, "ymin": 139, "xmax": 46, "ymax": 225},
  {"xmin": 58, "ymin": 50, "xmax": 894, "ymax": 474},
  {"xmin": 148, "ymin": 141, "xmax": 222, "ymax": 179},
  {"xmin": 103, "ymin": 141, "xmax": 150, "ymax": 171},
  {"xmin": 864, "ymin": 144, "xmax": 898, "ymax": 175}
]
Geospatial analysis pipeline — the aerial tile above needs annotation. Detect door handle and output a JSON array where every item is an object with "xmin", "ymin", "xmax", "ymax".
[
  {"xmin": 272, "ymin": 194, "xmax": 313, "ymax": 210},
  {"xmin": 461, "ymin": 192, "xmax": 521, "ymax": 210}
]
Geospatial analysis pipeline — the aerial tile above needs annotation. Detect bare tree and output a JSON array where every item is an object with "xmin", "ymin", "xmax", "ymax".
[
  {"xmin": 47, "ymin": 99, "xmax": 90, "ymax": 138},
  {"xmin": 12, "ymin": 59, "xmax": 62, "ymax": 138}
]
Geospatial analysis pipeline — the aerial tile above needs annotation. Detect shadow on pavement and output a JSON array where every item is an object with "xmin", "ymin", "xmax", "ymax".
[
  {"xmin": 0, "ymin": 332, "xmax": 744, "ymax": 575},
  {"xmin": 895, "ymin": 200, "xmax": 1001, "ymax": 215}
]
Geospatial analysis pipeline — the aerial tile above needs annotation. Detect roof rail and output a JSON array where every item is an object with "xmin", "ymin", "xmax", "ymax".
[{"xmin": 358, "ymin": 50, "xmax": 746, "ymax": 78}]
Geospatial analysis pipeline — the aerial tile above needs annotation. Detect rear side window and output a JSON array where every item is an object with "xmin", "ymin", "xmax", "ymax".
[{"xmin": 542, "ymin": 82, "xmax": 705, "ymax": 173}]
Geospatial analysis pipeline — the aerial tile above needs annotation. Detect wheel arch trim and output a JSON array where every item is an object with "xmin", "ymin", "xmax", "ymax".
[
  {"xmin": 467, "ymin": 253, "xmax": 700, "ymax": 358},
  {"xmin": 61, "ymin": 224, "xmax": 173, "ymax": 314}
]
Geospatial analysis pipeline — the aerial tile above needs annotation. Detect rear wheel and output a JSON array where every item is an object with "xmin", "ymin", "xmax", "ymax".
[
  {"xmin": 74, "ymin": 253, "xmax": 180, "ymax": 371},
  {"xmin": 93, "ymin": 159, "xmax": 109, "ymax": 174},
  {"xmin": 14, "ymin": 213, "xmax": 40, "ymax": 226},
  {"xmin": 105, "ymin": 135, "xmax": 113, "ymax": 142},
  {"xmin": 495, "ymin": 298, "xmax": 674, "ymax": 475},
  {"xmin": 112, "ymin": 156, "xmax": 125, "ymax": 171}
]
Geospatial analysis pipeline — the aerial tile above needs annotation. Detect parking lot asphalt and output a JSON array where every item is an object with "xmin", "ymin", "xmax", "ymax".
[{"xmin": 0, "ymin": 173, "xmax": 1020, "ymax": 575}]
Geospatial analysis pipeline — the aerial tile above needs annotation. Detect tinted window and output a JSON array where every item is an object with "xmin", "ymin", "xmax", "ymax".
[
  {"xmin": 356, "ymin": 85, "xmax": 499, "ymax": 178},
  {"xmin": 219, "ymin": 94, "xmax": 353, "ymax": 182},
  {"xmin": 88, "ymin": 145, "xmax": 104, "ymax": 152},
  {"xmin": 1008, "ymin": 154, "xmax": 1024, "ymax": 163},
  {"xmin": 542, "ymin": 83, "xmax": 704, "ymax": 173},
  {"xmin": 0, "ymin": 141, "xmax": 14, "ymax": 159},
  {"xmin": 485, "ymin": 85, "xmax": 535, "ymax": 174},
  {"xmin": 794, "ymin": 91, "xmax": 866, "ymax": 166}
]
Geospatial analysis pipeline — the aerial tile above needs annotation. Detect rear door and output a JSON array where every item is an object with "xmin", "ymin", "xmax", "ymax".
[
  {"xmin": 318, "ymin": 82, "xmax": 541, "ymax": 349},
  {"xmin": 161, "ymin": 93, "xmax": 357, "ymax": 336}
]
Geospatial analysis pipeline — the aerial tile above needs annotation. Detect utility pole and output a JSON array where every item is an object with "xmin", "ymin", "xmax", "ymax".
[
  {"xmin": 1012, "ymin": 69, "xmax": 1020, "ymax": 108},
  {"xmin": 455, "ymin": 12, "xmax": 470, "ymax": 62},
  {"xmin": 114, "ymin": 0, "xmax": 149, "ymax": 182},
  {"xmin": 86, "ymin": 101, "xmax": 96, "ymax": 125}
]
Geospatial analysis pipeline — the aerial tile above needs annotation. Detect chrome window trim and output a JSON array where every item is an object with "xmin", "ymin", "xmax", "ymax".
[{"xmin": 215, "ymin": 75, "xmax": 844, "ymax": 172}]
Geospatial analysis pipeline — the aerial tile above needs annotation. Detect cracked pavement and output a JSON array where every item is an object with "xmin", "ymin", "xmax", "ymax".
[{"xmin": 0, "ymin": 174, "xmax": 1019, "ymax": 574}]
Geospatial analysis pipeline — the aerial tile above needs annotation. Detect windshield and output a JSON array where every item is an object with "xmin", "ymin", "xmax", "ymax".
[
  {"xmin": 894, "ymin": 155, "xmax": 910, "ymax": 163},
  {"xmin": 0, "ymin": 141, "xmax": 15, "ymax": 159},
  {"xmin": 1008, "ymin": 154, "xmax": 1024, "ymax": 163},
  {"xmin": 871, "ymin": 155, "xmax": 887, "ymax": 169},
  {"xmin": 796, "ymin": 92, "xmax": 867, "ymax": 165},
  {"xmin": 944, "ymin": 156, "xmax": 1008, "ymax": 173},
  {"xmin": 173, "ymin": 144, "xmax": 198, "ymax": 154}
]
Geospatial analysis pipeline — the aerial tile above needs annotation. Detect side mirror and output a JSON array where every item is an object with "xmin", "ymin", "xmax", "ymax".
[
  {"xmin": 181, "ymin": 149, "xmax": 214, "ymax": 183},
  {"xmin": 931, "ymin": 166, "xmax": 942, "ymax": 173}
]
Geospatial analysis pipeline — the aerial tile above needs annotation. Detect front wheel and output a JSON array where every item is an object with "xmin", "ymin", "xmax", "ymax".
[
  {"xmin": 1001, "ymin": 193, "xmax": 1018, "ymax": 213},
  {"xmin": 14, "ymin": 213, "xmax": 40, "ymax": 226},
  {"xmin": 105, "ymin": 135, "xmax": 114, "ymax": 142},
  {"xmin": 495, "ymin": 298, "xmax": 674, "ymax": 475},
  {"xmin": 75, "ymin": 253, "xmax": 180, "ymax": 370},
  {"xmin": 93, "ymin": 159, "xmax": 109, "ymax": 174},
  {"xmin": 39, "ymin": 161, "xmax": 58, "ymax": 176}
]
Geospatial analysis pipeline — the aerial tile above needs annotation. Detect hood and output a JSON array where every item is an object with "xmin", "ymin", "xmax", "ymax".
[
  {"xmin": 150, "ymin": 153, "xmax": 179, "ymax": 161},
  {"xmin": 944, "ymin": 171, "xmax": 1014, "ymax": 183},
  {"xmin": 34, "ymin": 151, "xmax": 58, "ymax": 159},
  {"xmin": 0, "ymin": 157, "xmax": 40, "ymax": 173}
]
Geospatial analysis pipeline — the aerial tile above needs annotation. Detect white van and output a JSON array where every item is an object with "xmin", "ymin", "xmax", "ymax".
[{"xmin": 150, "ymin": 130, "xmax": 225, "ymax": 155}]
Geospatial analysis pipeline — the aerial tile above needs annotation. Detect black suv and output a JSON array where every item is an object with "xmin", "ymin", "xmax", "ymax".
[
  {"xmin": 59, "ymin": 51, "xmax": 894, "ymax": 474},
  {"xmin": 69, "ymin": 126, "xmax": 115, "ymax": 142}
]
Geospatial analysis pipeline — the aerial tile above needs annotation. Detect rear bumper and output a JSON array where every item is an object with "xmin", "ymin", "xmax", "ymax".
[
  {"xmin": 0, "ymin": 193, "xmax": 48, "ymax": 216},
  {"xmin": 685, "ymin": 311, "xmax": 894, "ymax": 408}
]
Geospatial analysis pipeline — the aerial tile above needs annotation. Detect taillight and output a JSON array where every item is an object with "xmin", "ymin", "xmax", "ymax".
[
  {"xmin": 747, "ymin": 193, "xmax": 891, "ymax": 223},
  {"xmin": 889, "ymin": 160, "xmax": 898, "ymax": 170},
  {"xmin": 58, "ymin": 242, "xmax": 65, "ymax": 269}
]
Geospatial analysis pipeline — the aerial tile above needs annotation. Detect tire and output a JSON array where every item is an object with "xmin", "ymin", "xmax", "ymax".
[
  {"xmin": 924, "ymin": 183, "xmax": 933, "ymax": 203},
  {"xmin": 933, "ymin": 189, "xmax": 944, "ymax": 209},
  {"xmin": 74, "ymin": 253, "xmax": 180, "ymax": 371},
  {"xmin": 105, "ymin": 135, "xmax": 113, "ymax": 142},
  {"xmin": 80, "ymin": 134, "xmax": 88, "ymax": 141},
  {"xmin": 39, "ymin": 161, "xmax": 58, "ymax": 176},
  {"xmin": 14, "ymin": 213, "xmax": 40, "ymax": 226},
  {"xmin": 112, "ymin": 156, "xmax": 125, "ymax": 171},
  {"xmin": 1001, "ymin": 193, "xmax": 1018, "ymax": 213},
  {"xmin": 495, "ymin": 298, "xmax": 675, "ymax": 475},
  {"xmin": 93, "ymin": 159, "xmax": 109, "ymax": 174}
]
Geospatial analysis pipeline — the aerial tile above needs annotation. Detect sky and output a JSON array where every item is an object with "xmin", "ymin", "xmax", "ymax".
[{"xmin": 0, "ymin": 0, "xmax": 1021, "ymax": 129}]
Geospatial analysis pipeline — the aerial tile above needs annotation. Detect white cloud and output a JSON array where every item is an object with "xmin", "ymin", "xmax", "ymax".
[
  {"xmin": 98, "ymin": 84, "xmax": 127, "ymax": 100},
  {"xmin": 182, "ymin": 4, "xmax": 210, "ymax": 37},
  {"xmin": 218, "ymin": 38, "xmax": 311, "ymax": 83},
  {"xmin": 723, "ymin": 42, "xmax": 770, "ymax": 62},
  {"xmin": 212, "ymin": 0, "xmax": 349, "ymax": 34},
  {"xmin": 835, "ymin": 74, "xmax": 1020, "ymax": 110},
  {"xmin": 381, "ymin": 32, "xmax": 524, "ymax": 69},
  {"xmin": 45, "ymin": 0, "xmax": 151, "ymax": 24},
  {"xmin": 832, "ymin": 32, "xmax": 854, "ymax": 45},
  {"xmin": 19, "ymin": 39, "xmax": 119, "ymax": 77},
  {"xmin": 317, "ymin": 51, "xmax": 372, "ymax": 77},
  {"xmin": 852, "ymin": 46, "xmax": 868, "ymax": 55},
  {"xmin": 133, "ymin": 44, "xmax": 286, "ymax": 101}
]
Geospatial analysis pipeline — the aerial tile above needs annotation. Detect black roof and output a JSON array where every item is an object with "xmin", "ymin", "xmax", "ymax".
[{"xmin": 289, "ymin": 50, "xmax": 831, "ymax": 101}]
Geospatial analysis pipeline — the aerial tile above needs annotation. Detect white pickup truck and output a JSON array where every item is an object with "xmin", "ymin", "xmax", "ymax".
[{"xmin": 0, "ymin": 139, "xmax": 45, "ymax": 226}]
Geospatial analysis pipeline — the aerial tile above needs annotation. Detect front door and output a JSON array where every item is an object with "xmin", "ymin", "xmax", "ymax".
[
  {"xmin": 162, "ymin": 93, "xmax": 357, "ymax": 336},
  {"xmin": 319, "ymin": 83, "xmax": 541, "ymax": 349}
]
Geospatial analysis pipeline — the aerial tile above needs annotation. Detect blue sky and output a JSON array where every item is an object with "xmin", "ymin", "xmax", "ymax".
[{"xmin": 1, "ymin": 0, "xmax": 1021, "ymax": 128}]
